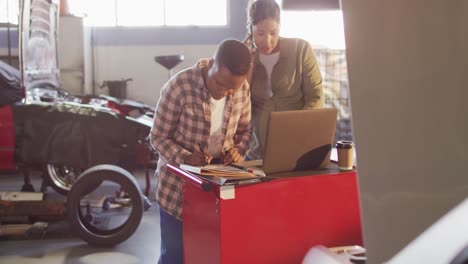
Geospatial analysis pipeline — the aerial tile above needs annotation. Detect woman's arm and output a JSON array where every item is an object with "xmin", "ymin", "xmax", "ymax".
[
  {"xmin": 232, "ymin": 83, "xmax": 253, "ymax": 156},
  {"xmin": 301, "ymin": 42, "xmax": 324, "ymax": 109}
]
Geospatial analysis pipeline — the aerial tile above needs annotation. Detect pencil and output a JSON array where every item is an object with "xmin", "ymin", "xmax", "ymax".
[
  {"xmin": 195, "ymin": 144, "xmax": 212, "ymax": 164},
  {"xmin": 230, "ymin": 164, "xmax": 266, "ymax": 177}
]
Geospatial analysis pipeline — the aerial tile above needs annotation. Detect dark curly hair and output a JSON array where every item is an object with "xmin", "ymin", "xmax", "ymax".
[{"xmin": 214, "ymin": 39, "xmax": 252, "ymax": 76}]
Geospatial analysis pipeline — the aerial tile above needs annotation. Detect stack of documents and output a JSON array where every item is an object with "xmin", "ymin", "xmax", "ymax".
[{"xmin": 179, "ymin": 164, "xmax": 258, "ymax": 177}]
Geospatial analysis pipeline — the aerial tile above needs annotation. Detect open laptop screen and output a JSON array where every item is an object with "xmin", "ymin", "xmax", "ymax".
[{"xmin": 261, "ymin": 108, "xmax": 338, "ymax": 174}]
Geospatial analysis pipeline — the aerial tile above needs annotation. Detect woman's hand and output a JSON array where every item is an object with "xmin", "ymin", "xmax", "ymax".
[
  {"xmin": 242, "ymin": 34, "xmax": 257, "ymax": 54},
  {"xmin": 196, "ymin": 58, "xmax": 210, "ymax": 69}
]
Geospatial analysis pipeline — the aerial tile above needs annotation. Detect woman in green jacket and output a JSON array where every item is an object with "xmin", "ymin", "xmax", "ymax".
[{"xmin": 245, "ymin": 0, "xmax": 324, "ymax": 160}]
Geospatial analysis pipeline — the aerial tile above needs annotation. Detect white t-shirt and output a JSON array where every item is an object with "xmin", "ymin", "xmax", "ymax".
[
  {"xmin": 207, "ymin": 96, "xmax": 226, "ymax": 158},
  {"xmin": 259, "ymin": 51, "xmax": 280, "ymax": 98}
]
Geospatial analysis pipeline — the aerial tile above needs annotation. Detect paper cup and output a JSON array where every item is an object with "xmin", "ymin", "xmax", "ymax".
[{"xmin": 336, "ymin": 141, "xmax": 354, "ymax": 170}]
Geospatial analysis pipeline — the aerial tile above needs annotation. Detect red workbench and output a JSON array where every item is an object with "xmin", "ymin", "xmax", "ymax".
[{"xmin": 168, "ymin": 163, "xmax": 363, "ymax": 264}]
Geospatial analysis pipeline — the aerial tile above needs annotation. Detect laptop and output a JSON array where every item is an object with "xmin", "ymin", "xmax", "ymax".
[{"xmin": 248, "ymin": 108, "xmax": 338, "ymax": 175}]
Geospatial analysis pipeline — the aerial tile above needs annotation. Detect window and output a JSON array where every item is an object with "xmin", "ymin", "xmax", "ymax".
[
  {"xmin": 164, "ymin": 0, "xmax": 227, "ymax": 26},
  {"xmin": 0, "ymin": 0, "xmax": 20, "ymax": 24},
  {"xmin": 69, "ymin": 0, "xmax": 227, "ymax": 27},
  {"xmin": 281, "ymin": 10, "xmax": 345, "ymax": 50},
  {"xmin": 272, "ymin": 1, "xmax": 350, "ymax": 142},
  {"xmin": 274, "ymin": 0, "xmax": 345, "ymax": 49}
]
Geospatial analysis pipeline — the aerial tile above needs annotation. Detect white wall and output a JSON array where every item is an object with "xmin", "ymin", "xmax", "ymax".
[
  {"xmin": 341, "ymin": 0, "xmax": 468, "ymax": 263},
  {"xmin": 92, "ymin": 45, "xmax": 217, "ymax": 106},
  {"xmin": 58, "ymin": 16, "xmax": 90, "ymax": 95}
]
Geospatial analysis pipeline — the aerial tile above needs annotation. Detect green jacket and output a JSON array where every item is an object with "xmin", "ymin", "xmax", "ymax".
[{"xmin": 247, "ymin": 37, "xmax": 324, "ymax": 160}]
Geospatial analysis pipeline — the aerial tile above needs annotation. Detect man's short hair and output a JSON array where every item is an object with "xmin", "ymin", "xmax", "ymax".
[{"xmin": 214, "ymin": 39, "xmax": 252, "ymax": 76}]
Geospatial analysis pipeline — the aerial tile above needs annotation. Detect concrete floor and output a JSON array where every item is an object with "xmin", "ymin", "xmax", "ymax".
[{"xmin": 0, "ymin": 168, "xmax": 161, "ymax": 264}]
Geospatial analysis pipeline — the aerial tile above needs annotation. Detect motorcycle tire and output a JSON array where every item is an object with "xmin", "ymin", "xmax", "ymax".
[{"xmin": 67, "ymin": 164, "xmax": 144, "ymax": 247}]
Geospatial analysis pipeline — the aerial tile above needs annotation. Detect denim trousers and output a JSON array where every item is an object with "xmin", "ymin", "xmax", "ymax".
[{"xmin": 158, "ymin": 207, "xmax": 183, "ymax": 264}]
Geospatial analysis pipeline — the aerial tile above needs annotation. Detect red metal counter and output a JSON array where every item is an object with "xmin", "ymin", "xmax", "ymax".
[{"xmin": 168, "ymin": 164, "xmax": 363, "ymax": 264}]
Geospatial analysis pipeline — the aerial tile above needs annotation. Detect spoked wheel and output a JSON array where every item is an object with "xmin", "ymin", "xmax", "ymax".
[
  {"xmin": 46, "ymin": 164, "xmax": 83, "ymax": 195},
  {"xmin": 67, "ymin": 164, "xmax": 144, "ymax": 247}
]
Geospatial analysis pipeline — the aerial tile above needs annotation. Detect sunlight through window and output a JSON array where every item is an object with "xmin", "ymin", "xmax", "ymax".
[
  {"xmin": 0, "ymin": 0, "xmax": 20, "ymax": 24},
  {"xmin": 68, "ymin": 0, "xmax": 227, "ymax": 27},
  {"xmin": 165, "ymin": 0, "xmax": 227, "ymax": 26},
  {"xmin": 117, "ymin": 0, "xmax": 165, "ymax": 26},
  {"xmin": 273, "ymin": 0, "xmax": 345, "ymax": 49},
  {"xmin": 69, "ymin": 0, "xmax": 117, "ymax": 26},
  {"xmin": 281, "ymin": 10, "xmax": 345, "ymax": 49}
]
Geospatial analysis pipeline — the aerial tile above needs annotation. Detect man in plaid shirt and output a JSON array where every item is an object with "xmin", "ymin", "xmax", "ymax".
[{"xmin": 150, "ymin": 39, "xmax": 252, "ymax": 264}]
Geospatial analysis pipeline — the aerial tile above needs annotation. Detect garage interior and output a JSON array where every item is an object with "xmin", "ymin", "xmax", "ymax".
[{"xmin": 1, "ymin": 0, "xmax": 467, "ymax": 263}]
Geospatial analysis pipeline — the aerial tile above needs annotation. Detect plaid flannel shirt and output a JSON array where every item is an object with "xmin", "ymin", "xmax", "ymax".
[{"xmin": 150, "ymin": 64, "xmax": 252, "ymax": 219}]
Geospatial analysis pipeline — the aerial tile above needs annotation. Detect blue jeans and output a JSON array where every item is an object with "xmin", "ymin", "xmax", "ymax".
[{"xmin": 158, "ymin": 207, "xmax": 183, "ymax": 264}]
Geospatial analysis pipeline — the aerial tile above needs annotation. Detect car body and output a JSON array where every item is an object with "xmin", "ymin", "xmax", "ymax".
[{"xmin": 0, "ymin": 0, "xmax": 155, "ymax": 194}]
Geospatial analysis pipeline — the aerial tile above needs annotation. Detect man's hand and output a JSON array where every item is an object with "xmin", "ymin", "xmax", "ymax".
[
  {"xmin": 223, "ymin": 148, "xmax": 243, "ymax": 165},
  {"xmin": 184, "ymin": 150, "xmax": 212, "ymax": 166}
]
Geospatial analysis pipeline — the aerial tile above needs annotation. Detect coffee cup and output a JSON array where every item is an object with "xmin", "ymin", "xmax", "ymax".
[{"xmin": 336, "ymin": 141, "xmax": 354, "ymax": 170}]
